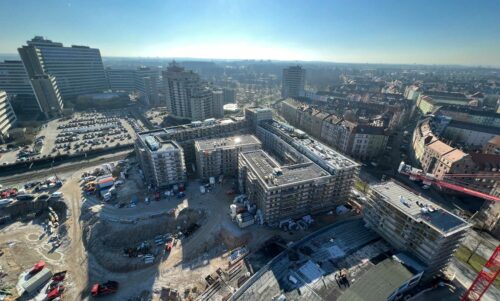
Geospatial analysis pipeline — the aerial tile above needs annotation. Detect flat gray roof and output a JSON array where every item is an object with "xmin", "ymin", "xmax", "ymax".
[
  {"xmin": 370, "ymin": 181, "xmax": 470, "ymax": 236},
  {"xmin": 195, "ymin": 135, "xmax": 261, "ymax": 151},
  {"xmin": 241, "ymin": 150, "xmax": 329, "ymax": 187},
  {"xmin": 267, "ymin": 121, "xmax": 360, "ymax": 171},
  {"xmin": 338, "ymin": 258, "xmax": 414, "ymax": 301},
  {"xmin": 139, "ymin": 134, "xmax": 178, "ymax": 152}
]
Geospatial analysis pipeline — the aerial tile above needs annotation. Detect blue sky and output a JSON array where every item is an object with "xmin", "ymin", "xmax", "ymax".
[{"xmin": 1, "ymin": 0, "xmax": 499, "ymax": 66}]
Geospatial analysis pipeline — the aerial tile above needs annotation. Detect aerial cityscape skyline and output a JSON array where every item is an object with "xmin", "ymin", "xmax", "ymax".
[
  {"xmin": 0, "ymin": 1, "xmax": 499, "ymax": 300},
  {"xmin": 1, "ymin": 0, "xmax": 500, "ymax": 66}
]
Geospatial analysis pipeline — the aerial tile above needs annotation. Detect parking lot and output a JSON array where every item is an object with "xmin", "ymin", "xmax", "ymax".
[{"xmin": 0, "ymin": 110, "xmax": 138, "ymax": 165}]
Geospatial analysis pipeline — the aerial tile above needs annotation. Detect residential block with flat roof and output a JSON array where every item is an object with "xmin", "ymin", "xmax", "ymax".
[
  {"xmin": 362, "ymin": 180, "xmax": 470, "ymax": 278},
  {"xmin": 195, "ymin": 135, "xmax": 261, "ymax": 179}
]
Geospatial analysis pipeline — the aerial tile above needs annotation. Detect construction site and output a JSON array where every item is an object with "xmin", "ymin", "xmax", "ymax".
[
  {"xmin": 0, "ymin": 107, "xmax": 498, "ymax": 301},
  {"xmin": 0, "ymin": 149, "xmax": 356, "ymax": 301}
]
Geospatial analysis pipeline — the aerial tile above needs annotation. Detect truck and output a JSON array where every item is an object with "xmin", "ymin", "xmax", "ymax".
[
  {"xmin": 17, "ymin": 268, "xmax": 52, "ymax": 296},
  {"xmin": 90, "ymin": 281, "xmax": 119, "ymax": 297}
]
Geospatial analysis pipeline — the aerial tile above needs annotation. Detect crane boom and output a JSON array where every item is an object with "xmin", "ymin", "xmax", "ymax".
[{"xmin": 397, "ymin": 162, "xmax": 500, "ymax": 202}]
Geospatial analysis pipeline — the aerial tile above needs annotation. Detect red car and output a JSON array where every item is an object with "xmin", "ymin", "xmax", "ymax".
[
  {"xmin": 47, "ymin": 285, "xmax": 65, "ymax": 300},
  {"xmin": 91, "ymin": 281, "xmax": 119, "ymax": 297}
]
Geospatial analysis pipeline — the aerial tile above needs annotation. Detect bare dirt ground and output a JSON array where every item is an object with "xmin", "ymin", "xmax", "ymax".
[{"xmin": 0, "ymin": 218, "xmax": 69, "ymax": 300}]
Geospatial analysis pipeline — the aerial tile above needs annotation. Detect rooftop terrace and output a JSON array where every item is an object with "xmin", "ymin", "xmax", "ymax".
[{"xmin": 370, "ymin": 181, "xmax": 470, "ymax": 236}]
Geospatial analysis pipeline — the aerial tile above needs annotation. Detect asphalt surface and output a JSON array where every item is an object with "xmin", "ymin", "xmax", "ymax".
[{"xmin": 0, "ymin": 150, "xmax": 132, "ymax": 187}]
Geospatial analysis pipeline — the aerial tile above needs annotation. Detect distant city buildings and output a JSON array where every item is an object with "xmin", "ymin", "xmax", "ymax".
[
  {"xmin": 415, "ymin": 91, "xmax": 475, "ymax": 114},
  {"xmin": 162, "ymin": 63, "xmax": 223, "ymax": 120},
  {"xmin": 195, "ymin": 134, "xmax": 261, "ymax": 179},
  {"xmin": 363, "ymin": 180, "xmax": 470, "ymax": 278},
  {"xmin": 18, "ymin": 36, "xmax": 107, "ymax": 116},
  {"xmin": 135, "ymin": 134, "xmax": 187, "ymax": 188},
  {"xmin": 281, "ymin": 65, "xmax": 305, "ymax": 99},
  {"xmin": 0, "ymin": 90, "xmax": 17, "ymax": 143},
  {"xmin": 211, "ymin": 90, "xmax": 224, "ymax": 119},
  {"xmin": 280, "ymin": 99, "xmax": 389, "ymax": 161},
  {"xmin": 106, "ymin": 67, "xmax": 160, "ymax": 107},
  {"xmin": 222, "ymin": 88, "xmax": 236, "ymax": 104}
]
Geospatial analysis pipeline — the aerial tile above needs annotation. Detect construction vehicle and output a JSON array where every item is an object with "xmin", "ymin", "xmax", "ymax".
[
  {"xmin": 397, "ymin": 162, "xmax": 500, "ymax": 202},
  {"xmin": 47, "ymin": 284, "xmax": 65, "ymax": 300},
  {"xmin": 91, "ymin": 281, "xmax": 119, "ymax": 297}
]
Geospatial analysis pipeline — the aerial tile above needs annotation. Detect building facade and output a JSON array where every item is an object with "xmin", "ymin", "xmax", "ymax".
[
  {"xmin": 223, "ymin": 88, "xmax": 236, "ymax": 104},
  {"xmin": 135, "ymin": 134, "xmax": 187, "ymax": 188},
  {"xmin": 18, "ymin": 36, "xmax": 108, "ymax": 101},
  {"xmin": 195, "ymin": 135, "xmax": 261, "ymax": 179},
  {"xmin": 0, "ymin": 60, "xmax": 43, "ymax": 117},
  {"xmin": 29, "ymin": 75, "xmax": 64, "ymax": 118},
  {"xmin": 211, "ymin": 90, "xmax": 224, "ymax": 119},
  {"xmin": 239, "ymin": 121, "xmax": 359, "ymax": 224},
  {"xmin": 281, "ymin": 66, "xmax": 305, "ymax": 99},
  {"xmin": 363, "ymin": 181, "xmax": 470, "ymax": 278},
  {"xmin": 0, "ymin": 90, "xmax": 17, "ymax": 143},
  {"xmin": 280, "ymin": 99, "xmax": 389, "ymax": 161},
  {"xmin": 162, "ymin": 63, "xmax": 222, "ymax": 120}
]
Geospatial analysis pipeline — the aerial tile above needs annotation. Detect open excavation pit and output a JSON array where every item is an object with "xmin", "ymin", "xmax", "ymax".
[
  {"xmin": 82, "ymin": 208, "xmax": 206, "ymax": 272},
  {"xmin": 0, "ymin": 199, "xmax": 67, "ymax": 226}
]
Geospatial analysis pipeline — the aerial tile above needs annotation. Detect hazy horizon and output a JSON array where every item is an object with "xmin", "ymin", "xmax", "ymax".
[{"xmin": 1, "ymin": 0, "xmax": 500, "ymax": 67}]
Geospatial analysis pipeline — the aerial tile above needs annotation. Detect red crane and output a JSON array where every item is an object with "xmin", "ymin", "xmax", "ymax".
[
  {"xmin": 397, "ymin": 162, "xmax": 500, "ymax": 202},
  {"xmin": 461, "ymin": 245, "xmax": 500, "ymax": 301}
]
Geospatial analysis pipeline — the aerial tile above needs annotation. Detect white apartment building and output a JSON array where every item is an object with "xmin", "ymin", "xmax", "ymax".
[
  {"xmin": 135, "ymin": 134, "xmax": 187, "ymax": 188},
  {"xmin": 363, "ymin": 181, "xmax": 470, "ymax": 278},
  {"xmin": 195, "ymin": 135, "xmax": 261, "ymax": 179}
]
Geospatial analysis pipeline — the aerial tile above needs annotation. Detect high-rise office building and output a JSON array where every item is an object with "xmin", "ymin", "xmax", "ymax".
[
  {"xmin": 211, "ymin": 90, "xmax": 224, "ymax": 118},
  {"xmin": 18, "ymin": 36, "xmax": 108, "ymax": 101},
  {"xmin": 281, "ymin": 65, "xmax": 305, "ymax": 99},
  {"xmin": 0, "ymin": 90, "xmax": 17, "ymax": 143},
  {"xmin": 162, "ymin": 63, "xmax": 221, "ymax": 120},
  {"xmin": 105, "ymin": 68, "xmax": 135, "ymax": 92},
  {"xmin": 106, "ymin": 67, "xmax": 160, "ymax": 107},
  {"xmin": 135, "ymin": 67, "xmax": 160, "ymax": 107},
  {"xmin": 0, "ymin": 60, "xmax": 34, "ymax": 95},
  {"xmin": 0, "ymin": 60, "xmax": 42, "ymax": 116}
]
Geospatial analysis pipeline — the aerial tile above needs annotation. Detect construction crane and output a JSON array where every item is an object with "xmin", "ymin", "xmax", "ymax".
[
  {"xmin": 397, "ymin": 162, "xmax": 500, "ymax": 202},
  {"xmin": 461, "ymin": 245, "xmax": 500, "ymax": 301},
  {"xmin": 398, "ymin": 161, "xmax": 500, "ymax": 300}
]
